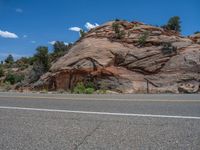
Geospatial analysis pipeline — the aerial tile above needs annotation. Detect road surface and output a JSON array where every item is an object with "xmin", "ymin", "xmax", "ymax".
[{"xmin": 0, "ymin": 92, "xmax": 200, "ymax": 150}]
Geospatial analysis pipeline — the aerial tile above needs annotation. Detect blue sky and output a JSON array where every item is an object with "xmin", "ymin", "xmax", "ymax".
[{"xmin": 0, "ymin": 0, "xmax": 199, "ymax": 61}]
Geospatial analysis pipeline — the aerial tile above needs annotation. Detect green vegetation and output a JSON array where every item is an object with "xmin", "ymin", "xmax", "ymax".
[
  {"xmin": 80, "ymin": 29, "xmax": 86, "ymax": 38},
  {"xmin": 138, "ymin": 31, "xmax": 149, "ymax": 46},
  {"xmin": 112, "ymin": 22, "xmax": 125, "ymax": 39},
  {"xmin": 50, "ymin": 41, "xmax": 72, "ymax": 61},
  {"xmin": 4, "ymin": 72, "xmax": 24, "ymax": 85},
  {"xmin": 194, "ymin": 31, "xmax": 200, "ymax": 34},
  {"xmin": 5, "ymin": 54, "xmax": 14, "ymax": 64},
  {"xmin": 0, "ymin": 65, "xmax": 4, "ymax": 77},
  {"xmin": 73, "ymin": 82, "xmax": 95, "ymax": 94},
  {"xmin": 34, "ymin": 46, "xmax": 50, "ymax": 72},
  {"xmin": 161, "ymin": 42, "xmax": 177, "ymax": 54},
  {"xmin": 162, "ymin": 16, "xmax": 181, "ymax": 32},
  {"xmin": 1, "ymin": 82, "xmax": 12, "ymax": 91}
]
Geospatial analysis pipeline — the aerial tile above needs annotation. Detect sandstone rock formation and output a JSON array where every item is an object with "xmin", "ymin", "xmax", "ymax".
[{"xmin": 34, "ymin": 21, "xmax": 200, "ymax": 93}]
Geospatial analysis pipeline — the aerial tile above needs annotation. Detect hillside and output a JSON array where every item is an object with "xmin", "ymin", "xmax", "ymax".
[{"xmin": 32, "ymin": 21, "xmax": 200, "ymax": 93}]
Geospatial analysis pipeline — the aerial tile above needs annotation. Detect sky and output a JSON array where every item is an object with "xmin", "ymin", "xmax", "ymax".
[{"xmin": 0, "ymin": 0, "xmax": 199, "ymax": 61}]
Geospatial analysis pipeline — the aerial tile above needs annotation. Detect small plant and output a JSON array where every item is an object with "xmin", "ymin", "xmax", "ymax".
[
  {"xmin": 161, "ymin": 42, "xmax": 177, "ymax": 54},
  {"xmin": 80, "ymin": 29, "xmax": 86, "ymax": 38},
  {"xmin": 1, "ymin": 82, "xmax": 12, "ymax": 91},
  {"xmin": 112, "ymin": 22, "xmax": 125, "ymax": 39},
  {"xmin": 4, "ymin": 72, "xmax": 24, "ymax": 85},
  {"xmin": 138, "ymin": 31, "xmax": 149, "ymax": 46},
  {"xmin": 73, "ymin": 82, "xmax": 95, "ymax": 94}
]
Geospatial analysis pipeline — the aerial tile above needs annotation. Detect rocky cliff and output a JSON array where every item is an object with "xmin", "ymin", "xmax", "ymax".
[{"xmin": 34, "ymin": 21, "xmax": 200, "ymax": 93}]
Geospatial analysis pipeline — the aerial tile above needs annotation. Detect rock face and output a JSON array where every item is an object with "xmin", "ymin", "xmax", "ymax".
[{"xmin": 34, "ymin": 21, "xmax": 200, "ymax": 93}]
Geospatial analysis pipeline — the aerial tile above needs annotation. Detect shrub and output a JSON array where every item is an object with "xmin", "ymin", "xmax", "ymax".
[
  {"xmin": 73, "ymin": 82, "xmax": 86, "ymax": 94},
  {"xmin": 161, "ymin": 42, "xmax": 177, "ymax": 54},
  {"xmin": 4, "ymin": 72, "xmax": 24, "ymax": 85},
  {"xmin": 1, "ymin": 82, "xmax": 12, "ymax": 91},
  {"xmin": 112, "ymin": 22, "xmax": 125, "ymax": 39},
  {"xmin": 85, "ymin": 88, "xmax": 95, "ymax": 94},
  {"xmin": 73, "ymin": 82, "xmax": 95, "ymax": 94},
  {"xmin": 80, "ymin": 30, "xmax": 86, "ymax": 38},
  {"xmin": 138, "ymin": 31, "xmax": 149, "ymax": 46}
]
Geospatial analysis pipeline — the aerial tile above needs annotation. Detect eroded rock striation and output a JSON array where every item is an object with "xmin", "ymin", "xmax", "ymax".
[{"xmin": 34, "ymin": 21, "xmax": 200, "ymax": 93}]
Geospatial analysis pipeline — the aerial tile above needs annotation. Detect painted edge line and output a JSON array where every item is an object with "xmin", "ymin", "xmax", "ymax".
[
  {"xmin": 0, "ymin": 95, "xmax": 199, "ymax": 102},
  {"xmin": 0, "ymin": 106, "xmax": 200, "ymax": 120}
]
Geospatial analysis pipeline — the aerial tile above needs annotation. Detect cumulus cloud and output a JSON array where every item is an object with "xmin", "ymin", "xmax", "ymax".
[
  {"xmin": 0, "ymin": 30, "xmax": 18, "ymax": 38},
  {"xmin": 16, "ymin": 8, "xmax": 23, "ymax": 13},
  {"xmin": 69, "ymin": 27, "xmax": 82, "ymax": 32},
  {"xmin": 85, "ymin": 22, "xmax": 99, "ymax": 30}
]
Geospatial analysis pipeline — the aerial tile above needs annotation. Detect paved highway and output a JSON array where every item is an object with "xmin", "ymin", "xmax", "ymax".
[{"xmin": 0, "ymin": 92, "xmax": 200, "ymax": 150}]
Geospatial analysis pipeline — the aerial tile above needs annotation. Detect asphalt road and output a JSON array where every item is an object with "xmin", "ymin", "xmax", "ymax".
[{"xmin": 0, "ymin": 92, "xmax": 200, "ymax": 150}]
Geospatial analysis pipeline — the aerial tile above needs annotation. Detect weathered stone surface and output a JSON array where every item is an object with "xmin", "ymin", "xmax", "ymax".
[
  {"xmin": 34, "ymin": 21, "xmax": 200, "ymax": 93},
  {"xmin": 178, "ymin": 80, "xmax": 199, "ymax": 93}
]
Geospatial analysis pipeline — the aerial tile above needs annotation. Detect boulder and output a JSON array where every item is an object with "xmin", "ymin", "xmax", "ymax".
[{"xmin": 34, "ymin": 21, "xmax": 200, "ymax": 93}]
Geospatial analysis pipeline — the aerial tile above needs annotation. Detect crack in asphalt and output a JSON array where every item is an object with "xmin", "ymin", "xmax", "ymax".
[{"xmin": 73, "ymin": 122, "xmax": 102, "ymax": 150}]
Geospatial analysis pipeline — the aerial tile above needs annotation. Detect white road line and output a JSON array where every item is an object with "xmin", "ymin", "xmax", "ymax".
[{"xmin": 0, "ymin": 106, "xmax": 200, "ymax": 120}]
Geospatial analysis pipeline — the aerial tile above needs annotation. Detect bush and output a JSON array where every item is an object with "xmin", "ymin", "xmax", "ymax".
[
  {"xmin": 73, "ymin": 82, "xmax": 95, "ymax": 94},
  {"xmin": 138, "ymin": 31, "xmax": 149, "ymax": 46},
  {"xmin": 85, "ymin": 88, "xmax": 95, "ymax": 94},
  {"xmin": 161, "ymin": 42, "xmax": 177, "ymax": 54},
  {"xmin": 1, "ymin": 82, "xmax": 12, "ymax": 91},
  {"xmin": 80, "ymin": 30, "xmax": 86, "ymax": 38},
  {"xmin": 4, "ymin": 72, "xmax": 24, "ymax": 85},
  {"xmin": 112, "ymin": 22, "xmax": 125, "ymax": 39},
  {"xmin": 73, "ymin": 82, "xmax": 86, "ymax": 94}
]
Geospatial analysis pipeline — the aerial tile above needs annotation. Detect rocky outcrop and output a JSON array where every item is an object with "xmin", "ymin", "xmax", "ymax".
[{"xmin": 34, "ymin": 21, "xmax": 200, "ymax": 93}]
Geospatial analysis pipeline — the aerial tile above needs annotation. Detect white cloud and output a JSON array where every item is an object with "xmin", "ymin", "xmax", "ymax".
[
  {"xmin": 48, "ymin": 41, "xmax": 69, "ymax": 46},
  {"xmin": 64, "ymin": 42, "xmax": 68, "ymax": 45},
  {"xmin": 69, "ymin": 27, "xmax": 82, "ymax": 32},
  {"xmin": 23, "ymin": 35, "xmax": 27, "ymax": 38},
  {"xmin": 16, "ymin": 8, "xmax": 23, "ymax": 13},
  {"xmin": 31, "ymin": 41, "xmax": 36, "ymax": 44},
  {"xmin": 0, "ymin": 30, "xmax": 18, "ymax": 39},
  {"xmin": 85, "ymin": 22, "xmax": 99, "ymax": 30},
  {"xmin": 48, "ymin": 41, "xmax": 56, "ymax": 45}
]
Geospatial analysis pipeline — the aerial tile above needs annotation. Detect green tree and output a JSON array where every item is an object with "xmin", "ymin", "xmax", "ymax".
[
  {"xmin": 163, "ymin": 16, "xmax": 181, "ymax": 32},
  {"xmin": 34, "ymin": 46, "xmax": 50, "ymax": 72},
  {"xmin": 5, "ymin": 54, "xmax": 14, "ymax": 64},
  {"xmin": 53, "ymin": 41, "xmax": 66, "ymax": 53}
]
